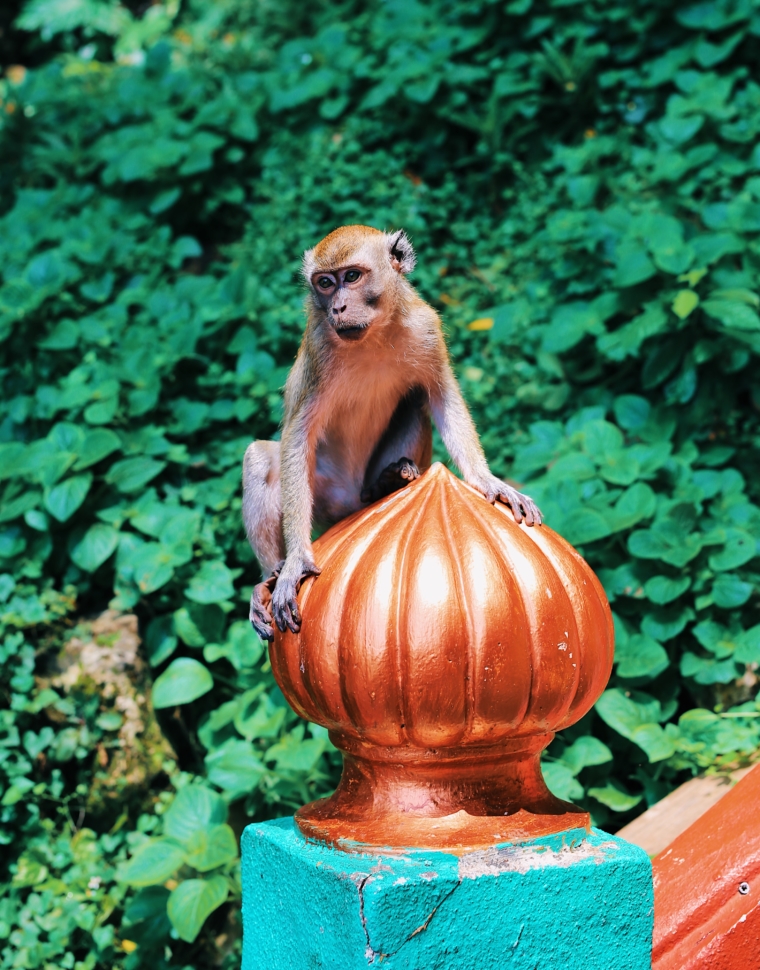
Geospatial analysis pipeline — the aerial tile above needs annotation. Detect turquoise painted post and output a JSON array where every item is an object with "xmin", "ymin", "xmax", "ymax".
[{"xmin": 241, "ymin": 818, "xmax": 653, "ymax": 970}]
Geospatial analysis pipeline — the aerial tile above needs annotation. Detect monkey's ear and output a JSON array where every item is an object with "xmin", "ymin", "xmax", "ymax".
[
  {"xmin": 386, "ymin": 230, "xmax": 416, "ymax": 275},
  {"xmin": 302, "ymin": 247, "xmax": 317, "ymax": 282}
]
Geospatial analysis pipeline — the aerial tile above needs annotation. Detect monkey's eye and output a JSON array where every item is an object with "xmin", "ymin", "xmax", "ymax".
[
  {"xmin": 344, "ymin": 269, "xmax": 361, "ymax": 283},
  {"xmin": 317, "ymin": 276, "xmax": 334, "ymax": 290}
]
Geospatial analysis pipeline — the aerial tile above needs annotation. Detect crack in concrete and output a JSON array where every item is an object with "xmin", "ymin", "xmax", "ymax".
[
  {"xmin": 355, "ymin": 873, "xmax": 375, "ymax": 963},
  {"xmin": 357, "ymin": 875, "xmax": 461, "ymax": 963}
]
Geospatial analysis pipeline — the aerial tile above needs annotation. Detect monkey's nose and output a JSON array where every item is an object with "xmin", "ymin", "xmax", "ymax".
[{"xmin": 332, "ymin": 304, "xmax": 347, "ymax": 315}]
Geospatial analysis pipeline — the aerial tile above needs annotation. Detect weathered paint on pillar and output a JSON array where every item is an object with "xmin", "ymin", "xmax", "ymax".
[
  {"xmin": 653, "ymin": 763, "xmax": 760, "ymax": 970},
  {"xmin": 241, "ymin": 818, "xmax": 653, "ymax": 970}
]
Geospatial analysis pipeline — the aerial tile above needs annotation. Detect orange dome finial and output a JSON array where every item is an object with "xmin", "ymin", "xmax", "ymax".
[{"xmin": 271, "ymin": 463, "xmax": 614, "ymax": 852}]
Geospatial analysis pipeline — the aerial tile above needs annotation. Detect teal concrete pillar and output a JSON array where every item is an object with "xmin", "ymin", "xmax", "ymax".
[
  {"xmin": 241, "ymin": 467, "xmax": 654, "ymax": 968},
  {"xmin": 241, "ymin": 818, "xmax": 653, "ymax": 970}
]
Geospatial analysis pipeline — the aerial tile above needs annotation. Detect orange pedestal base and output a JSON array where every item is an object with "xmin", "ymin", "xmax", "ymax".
[{"xmin": 296, "ymin": 732, "xmax": 590, "ymax": 852}]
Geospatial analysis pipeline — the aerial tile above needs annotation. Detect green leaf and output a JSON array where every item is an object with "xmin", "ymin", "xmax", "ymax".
[
  {"xmin": 146, "ymin": 615, "xmax": 178, "ymax": 667},
  {"xmin": 118, "ymin": 839, "xmax": 186, "ymax": 887},
  {"xmin": 542, "ymin": 762, "xmax": 583, "ymax": 802},
  {"xmin": 628, "ymin": 529, "xmax": 670, "ymax": 560},
  {"xmin": 644, "ymin": 575, "xmax": 691, "ymax": 605},
  {"xmin": 49, "ymin": 421, "xmax": 85, "ymax": 452},
  {"xmin": 44, "ymin": 474, "xmax": 92, "ymax": 522},
  {"xmin": 184, "ymin": 824, "xmax": 238, "ymax": 872},
  {"xmin": 641, "ymin": 606, "xmax": 692, "ymax": 642},
  {"xmin": 613, "ymin": 243, "xmax": 657, "ymax": 288},
  {"xmin": 561, "ymin": 509, "xmax": 612, "ymax": 545},
  {"xmin": 609, "ymin": 483, "xmax": 657, "ymax": 533},
  {"xmin": 560, "ymin": 736, "xmax": 613, "ymax": 775},
  {"xmin": 703, "ymin": 299, "xmax": 760, "ymax": 331},
  {"xmin": 595, "ymin": 688, "xmax": 662, "ymax": 739},
  {"xmin": 174, "ymin": 603, "xmax": 225, "ymax": 646},
  {"xmin": 692, "ymin": 621, "xmax": 735, "ymax": 658},
  {"xmin": 598, "ymin": 449, "xmax": 640, "ymax": 486},
  {"xmin": 205, "ymin": 620, "xmax": 264, "ymax": 671},
  {"xmin": 185, "ymin": 560, "xmax": 236, "ymax": 604},
  {"xmin": 672, "ymin": 290, "xmax": 699, "ymax": 319},
  {"xmin": 588, "ymin": 782, "xmax": 642, "ymax": 812},
  {"xmin": 106, "ymin": 457, "xmax": 167, "ymax": 493},
  {"xmin": 233, "ymin": 690, "xmax": 286, "ymax": 740},
  {"xmin": 630, "ymin": 723, "xmax": 676, "ymax": 762},
  {"xmin": 164, "ymin": 785, "xmax": 227, "ymax": 843},
  {"xmin": 123, "ymin": 886, "xmax": 171, "ymax": 940},
  {"xmin": 582, "ymin": 420, "xmax": 624, "ymax": 458},
  {"xmin": 152, "ymin": 658, "xmax": 214, "ymax": 709},
  {"xmin": 708, "ymin": 530, "xmax": 757, "ymax": 571},
  {"xmin": 0, "ymin": 490, "xmax": 41, "ymax": 524},
  {"xmin": 72, "ymin": 428, "xmax": 121, "ymax": 470},
  {"xmin": 691, "ymin": 233, "xmax": 744, "ymax": 264},
  {"xmin": 174, "ymin": 606, "xmax": 207, "ymax": 647},
  {"xmin": 204, "ymin": 739, "xmax": 265, "ymax": 795},
  {"xmin": 712, "ymin": 575, "xmax": 753, "ymax": 609},
  {"xmin": 734, "ymin": 625, "xmax": 760, "ymax": 664},
  {"xmin": 613, "ymin": 395, "xmax": 650, "ymax": 431},
  {"xmin": 616, "ymin": 633, "xmax": 669, "ymax": 679},
  {"xmin": 266, "ymin": 735, "xmax": 325, "ymax": 772},
  {"xmin": 681, "ymin": 652, "xmax": 738, "ymax": 684},
  {"xmin": 96, "ymin": 711, "xmax": 122, "ymax": 731},
  {"xmin": 167, "ymin": 876, "xmax": 228, "ymax": 944},
  {"xmin": 542, "ymin": 302, "xmax": 600, "ymax": 353},
  {"xmin": 70, "ymin": 524, "xmax": 119, "ymax": 572},
  {"xmin": 131, "ymin": 542, "xmax": 175, "ymax": 594},
  {"xmin": 659, "ymin": 114, "xmax": 704, "ymax": 145}
]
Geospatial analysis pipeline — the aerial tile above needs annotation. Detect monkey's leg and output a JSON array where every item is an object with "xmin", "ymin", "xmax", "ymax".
[
  {"xmin": 242, "ymin": 441, "xmax": 286, "ymax": 640},
  {"xmin": 362, "ymin": 387, "xmax": 433, "ymax": 503}
]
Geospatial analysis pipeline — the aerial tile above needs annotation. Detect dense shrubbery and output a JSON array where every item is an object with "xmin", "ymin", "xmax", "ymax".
[{"xmin": 1, "ymin": 0, "xmax": 760, "ymax": 965}]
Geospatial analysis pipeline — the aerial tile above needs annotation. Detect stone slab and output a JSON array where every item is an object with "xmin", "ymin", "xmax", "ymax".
[{"xmin": 241, "ymin": 818, "xmax": 653, "ymax": 970}]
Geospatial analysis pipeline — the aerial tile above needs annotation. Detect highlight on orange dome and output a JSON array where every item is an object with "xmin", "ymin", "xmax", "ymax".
[{"xmin": 270, "ymin": 463, "xmax": 614, "ymax": 851}]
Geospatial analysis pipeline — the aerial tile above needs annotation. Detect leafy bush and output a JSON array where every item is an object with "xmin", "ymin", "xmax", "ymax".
[{"xmin": 1, "ymin": 0, "xmax": 760, "ymax": 964}]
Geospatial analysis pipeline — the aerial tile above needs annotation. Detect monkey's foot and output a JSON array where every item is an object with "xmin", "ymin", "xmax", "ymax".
[
  {"xmin": 475, "ymin": 475, "xmax": 543, "ymax": 526},
  {"xmin": 361, "ymin": 457, "xmax": 420, "ymax": 504},
  {"xmin": 271, "ymin": 557, "xmax": 321, "ymax": 635},
  {"xmin": 249, "ymin": 560, "xmax": 284, "ymax": 642}
]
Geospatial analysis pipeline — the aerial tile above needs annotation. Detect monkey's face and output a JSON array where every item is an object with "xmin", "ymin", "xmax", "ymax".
[{"xmin": 310, "ymin": 266, "xmax": 384, "ymax": 342}]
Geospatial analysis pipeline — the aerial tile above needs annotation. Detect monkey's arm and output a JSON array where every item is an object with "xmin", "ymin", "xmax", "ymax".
[
  {"xmin": 429, "ymin": 364, "xmax": 542, "ymax": 526},
  {"xmin": 271, "ymin": 399, "xmax": 322, "ymax": 633}
]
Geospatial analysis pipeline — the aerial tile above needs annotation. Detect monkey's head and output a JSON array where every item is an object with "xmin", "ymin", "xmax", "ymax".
[{"xmin": 303, "ymin": 225, "xmax": 416, "ymax": 342}]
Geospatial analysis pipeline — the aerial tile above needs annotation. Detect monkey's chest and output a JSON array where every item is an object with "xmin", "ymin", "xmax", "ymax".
[{"xmin": 313, "ymin": 391, "xmax": 401, "ymax": 522}]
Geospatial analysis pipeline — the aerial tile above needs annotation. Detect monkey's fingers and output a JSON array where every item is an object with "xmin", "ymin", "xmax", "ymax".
[
  {"xmin": 273, "ymin": 601, "xmax": 301, "ymax": 635},
  {"xmin": 250, "ymin": 585, "xmax": 275, "ymax": 642},
  {"xmin": 506, "ymin": 498, "xmax": 525, "ymax": 525},
  {"xmin": 501, "ymin": 490, "xmax": 543, "ymax": 527}
]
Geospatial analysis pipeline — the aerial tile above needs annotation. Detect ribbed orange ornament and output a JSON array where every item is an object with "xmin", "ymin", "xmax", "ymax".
[{"xmin": 271, "ymin": 463, "xmax": 614, "ymax": 851}]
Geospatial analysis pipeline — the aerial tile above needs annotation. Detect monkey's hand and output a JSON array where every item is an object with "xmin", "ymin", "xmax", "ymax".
[
  {"xmin": 361, "ymin": 458, "xmax": 420, "ymax": 504},
  {"xmin": 271, "ymin": 556, "xmax": 321, "ymax": 635},
  {"xmin": 249, "ymin": 560, "xmax": 285, "ymax": 642},
  {"xmin": 472, "ymin": 474, "xmax": 543, "ymax": 526}
]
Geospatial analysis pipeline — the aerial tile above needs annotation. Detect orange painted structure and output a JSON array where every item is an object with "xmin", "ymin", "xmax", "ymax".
[
  {"xmin": 270, "ymin": 462, "xmax": 615, "ymax": 851},
  {"xmin": 652, "ymin": 762, "xmax": 760, "ymax": 970}
]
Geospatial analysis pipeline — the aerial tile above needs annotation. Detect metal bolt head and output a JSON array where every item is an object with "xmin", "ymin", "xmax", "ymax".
[{"xmin": 739, "ymin": 882, "xmax": 750, "ymax": 895}]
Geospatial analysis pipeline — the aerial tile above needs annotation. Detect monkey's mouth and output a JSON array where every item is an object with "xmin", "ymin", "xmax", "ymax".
[{"xmin": 334, "ymin": 324, "xmax": 369, "ymax": 341}]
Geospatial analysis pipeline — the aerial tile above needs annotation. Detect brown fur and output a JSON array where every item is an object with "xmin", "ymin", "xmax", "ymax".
[{"xmin": 243, "ymin": 225, "xmax": 541, "ymax": 639}]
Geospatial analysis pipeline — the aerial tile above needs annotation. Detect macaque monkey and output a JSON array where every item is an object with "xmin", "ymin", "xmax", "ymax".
[{"xmin": 242, "ymin": 225, "xmax": 542, "ymax": 640}]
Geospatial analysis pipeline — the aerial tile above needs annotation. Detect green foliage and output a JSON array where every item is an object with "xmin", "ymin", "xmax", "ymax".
[
  {"xmin": 2, "ymin": 0, "xmax": 760, "ymax": 965},
  {"xmin": 117, "ymin": 785, "xmax": 237, "ymax": 946}
]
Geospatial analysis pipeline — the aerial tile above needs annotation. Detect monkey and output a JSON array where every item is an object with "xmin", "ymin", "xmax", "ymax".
[{"xmin": 242, "ymin": 225, "xmax": 542, "ymax": 641}]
